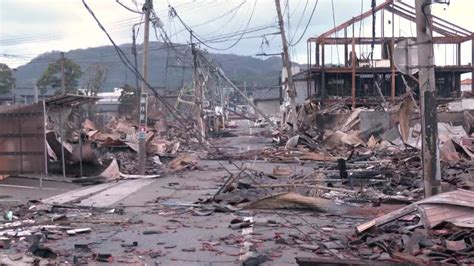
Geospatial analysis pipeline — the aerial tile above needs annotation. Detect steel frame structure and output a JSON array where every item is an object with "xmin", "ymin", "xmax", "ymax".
[{"xmin": 306, "ymin": 0, "xmax": 474, "ymax": 107}]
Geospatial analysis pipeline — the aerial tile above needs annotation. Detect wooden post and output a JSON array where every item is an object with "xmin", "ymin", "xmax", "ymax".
[
  {"xmin": 391, "ymin": 39, "xmax": 396, "ymax": 101},
  {"xmin": 316, "ymin": 43, "xmax": 320, "ymax": 66},
  {"xmin": 472, "ymin": 34, "xmax": 474, "ymax": 93},
  {"xmin": 321, "ymin": 43, "xmax": 326, "ymax": 101},
  {"xmin": 415, "ymin": 0, "xmax": 441, "ymax": 197},
  {"xmin": 60, "ymin": 52, "xmax": 65, "ymax": 93},
  {"xmin": 351, "ymin": 26, "xmax": 356, "ymax": 109},
  {"xmin": 307, "ymin": 41, "xmax": 312, "ymax": 97},
  {"xmin": 456, "ymin": 43, "xmax": 461, "ymax": 66},
  {"xmin": 344, "ymin": 28, "xmax": 348, "ymax": 67},
  {"xmin": 59, "ymin": 52, "xmax": 66, "ymax": 179}
]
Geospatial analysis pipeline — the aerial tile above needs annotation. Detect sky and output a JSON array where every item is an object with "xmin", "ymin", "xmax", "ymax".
[{"xmin": 0, "ymin": 0, "xmax": 473, "ymax": 69}]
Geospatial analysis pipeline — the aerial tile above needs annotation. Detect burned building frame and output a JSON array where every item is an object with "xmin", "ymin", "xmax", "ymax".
[{"xmin": 306, "ymin": 0, "xmax": 474, "ymax": 107}]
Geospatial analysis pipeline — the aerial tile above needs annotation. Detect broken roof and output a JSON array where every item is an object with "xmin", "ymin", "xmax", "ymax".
[
  {"xmin": 46, "ymin": 93, "xmax": 101, "ymax": 107},
  {"xmin": 251, "ymin": 87, "xmax": 281, "ymax": 102}
]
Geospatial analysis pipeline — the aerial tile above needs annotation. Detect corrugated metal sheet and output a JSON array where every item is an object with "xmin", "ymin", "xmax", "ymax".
[
  {"xmin": 419, "ymin": 204, "xmax": 473, "ymax": 229},
  {"xmin": 418, "ymin": 189, "xmax": 474, "ymax": 208},
  {"xmin": 46, "ymin": 94, "xmax": 100, "ymax": 107},
  {"xmin": 357, "ymin": 189, "xmax": 474, "ymax": 233},
  {"xmin": 0, "ymin": 102, "xmax": 47, "ymax": 175}
]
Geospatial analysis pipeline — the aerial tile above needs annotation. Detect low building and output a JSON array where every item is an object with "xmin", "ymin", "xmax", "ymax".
[
  {"xmin": 95, "ymin": 88, "xmax": 122, "ymax": 115},
  {"xmin": 251, "ymin": 87, "xmax": 282, "ymax": 118},
  {"xmin": 461, "ymin": 78, "xmax": 472, "ymax": 92}
]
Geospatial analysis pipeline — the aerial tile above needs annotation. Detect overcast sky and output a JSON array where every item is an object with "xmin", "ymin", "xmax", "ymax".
[{"xmin": 0, "ymin": 0, "xmax": 473, "ymax": 69}]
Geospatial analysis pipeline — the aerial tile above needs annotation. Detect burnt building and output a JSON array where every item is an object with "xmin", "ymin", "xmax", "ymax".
[{"xmin": 305, "ymin": 0, "xmax": 474, "ymax": 107}]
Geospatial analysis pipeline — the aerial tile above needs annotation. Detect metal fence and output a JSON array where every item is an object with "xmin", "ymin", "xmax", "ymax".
[{"xmin": 0, "ymin": 102, "xmax": 47, "ymax": 175}]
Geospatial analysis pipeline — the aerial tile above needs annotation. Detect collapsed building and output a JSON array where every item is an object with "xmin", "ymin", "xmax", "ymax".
[{"xmin": 286, "ymin": 0, "xmax": 474, "ymax": 108}]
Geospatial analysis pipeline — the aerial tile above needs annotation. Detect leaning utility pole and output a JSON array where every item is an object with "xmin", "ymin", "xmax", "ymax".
[
  {"xmin": 275, "ymin": 0, "xmax": 298, "ymax": 131},
  {"xmin": 191, "ymin": 33, "xmax": 206, "ymax": 140},
  {"xmin": 132, "ymin": 26, "xmax": 140, "ymax": 91},
  {"xmin": 138, "ymin": 0, "xmax": 152, "ymax": 175},
  {"xmin": 60, "ymin": 52, "xmax": 66, "ymax": 94},
  {"xmin": 415, "ymin": 0, "xmax": 441, "ymax": 197}
]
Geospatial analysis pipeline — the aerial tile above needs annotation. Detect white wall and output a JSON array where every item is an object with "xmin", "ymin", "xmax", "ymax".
[
  {"xmin": 461, "ymin": 84, "xmax": 471, "ymax": 92},
  {"xmin": 256, "ymin": 100, "xmax": 280, "ymax": 118}
]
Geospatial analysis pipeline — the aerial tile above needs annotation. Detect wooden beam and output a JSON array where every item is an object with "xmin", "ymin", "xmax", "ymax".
[
  {"xmin": 344, "ymin": 27, "xmax": 348, "ymax": 67},
  {"xmin": 351, "ymin": 26, "xmax": 356, "ymax": 109},
  {"xmin": 472, "ymin": 34, "xmax": 474, "ymax": 94},
  {"xmin": 320, "ymin": 36, "xmax": 470, "ymax": 45},
  {"xmin": 391, "ymin": 39, "xmax": 396, "ymax": 101},
  {"xmin": 386, "ymin": 5, "xmax": 457, "ymax": 37},
  {"xmin": 321, "ymin": 43, "xmax": 326, "ymax": 101},
  {"xmin": 396, "ymin": 0, "xmax": 472, "ymax": 37}
]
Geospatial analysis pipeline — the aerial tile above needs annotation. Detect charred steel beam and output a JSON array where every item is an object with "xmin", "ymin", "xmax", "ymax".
[
  {"xmin": 396, "ymin": 0, "xmax": 472, "ymax": 36},
  {"xmin": 310, "ymin": 0, "xmax": 394, "ymax": 42},
  {"xmin": 386, "ymin": 5, "xmax": 456, "ymax": 38}
]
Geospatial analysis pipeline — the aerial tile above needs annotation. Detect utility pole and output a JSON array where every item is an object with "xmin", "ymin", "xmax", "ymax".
[
  {"xmin": 415, "ymin": 0, "xmax": 441, "ymax": 197},
  {"xmin": 132, "ymin": 26, "xmax": 140, "ymax": 91},
  {"xmin": 138, "ymin": 0, "xmax": 152, "ymax": 176},
  {"xmin": 275, "ymin": 0, "xmax": 298, "ymax": 131},
  {"xmin": 191, "ymin": 33, "xmax": 206, "ymax": 140},
  {"xmin": 60, "ymin": 52, "xmax": 66, "ymax": 94},
  {"xmin": 11, "ymin": 69, "xmax": 16, "ymax": 104}
]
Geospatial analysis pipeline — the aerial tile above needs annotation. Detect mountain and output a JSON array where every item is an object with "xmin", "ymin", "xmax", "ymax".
[{"xmin": 14, "ymin": 42, "xmax": 288, "ymax": 92}]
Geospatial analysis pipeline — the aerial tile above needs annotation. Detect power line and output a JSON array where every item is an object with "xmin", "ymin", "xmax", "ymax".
[
  {"xmin": 289, "ymin": 0, "xmax": 308, "ymax": 42},
  {"xmin": 116, "ymin": 0, "xmax": 143, "ymax": 14},
  {"xmin": 169, "ymin": 0, "xmax": 260, "ymax": 51},
  {"xmin": 289, "ymin": 0, "xmax": 319, "ymax": 46},
  {"xmin": 0, "ymin": 1, "xmax": 215, "ymax": 47}
]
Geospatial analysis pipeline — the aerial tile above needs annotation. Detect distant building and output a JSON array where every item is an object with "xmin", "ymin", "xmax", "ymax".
[
  {"xmin": 461, "ymin": 78, "xmax": 472, "ymax": 92},
  {"xmin": 95, "ymin": 87, "xmax": 122, "ymax": 115},
  {"xmin": 0, "ymin": 87, "xmax": 55, "ymax": 105},
  {"xmin": 251, "ymin": 87, "xmax": 282, "ymax": 118}
]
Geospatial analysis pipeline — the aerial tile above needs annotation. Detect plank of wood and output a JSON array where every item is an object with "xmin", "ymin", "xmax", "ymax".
[
  {"xmin": 41, "ymin": 182, "xmax": 120, "ymax": 205},
  {"xmin": 77, "ymin": 179, "xmax": 155, "ymax": 207}
]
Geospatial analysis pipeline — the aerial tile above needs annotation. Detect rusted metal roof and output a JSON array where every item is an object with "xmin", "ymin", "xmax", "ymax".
[{"xmin": 357, "ymin": 189, "xmax": 474, "ymax": 233}]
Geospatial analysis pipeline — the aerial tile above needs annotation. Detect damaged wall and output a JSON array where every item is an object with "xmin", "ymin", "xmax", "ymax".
[{"xmin": 0, "ymin": 102, "xmax": 47, "ymax": 175}]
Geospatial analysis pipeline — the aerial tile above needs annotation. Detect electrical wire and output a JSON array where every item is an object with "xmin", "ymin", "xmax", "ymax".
[
  {"xmin": 169, "ymin": 0, "xmax": 259, "ymax": 51},
  {"xmin": 116, "ymin": 0, "xmax": 143, "ymax": 14},
  {"xmin": 289, "ymin": 0, "xmax": 318, "ymax": 47},
  {"xmin": 289, "ymin": 0, "xmax": 308, "ymax": 43},
  {"xmin": 168, "ymin": 0, "xmax": 246, "ymax": 41}
]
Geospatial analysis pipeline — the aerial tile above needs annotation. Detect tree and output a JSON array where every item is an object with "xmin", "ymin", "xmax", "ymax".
[
  {"xmin": 118, "ymin": 84, "xmax": 138, "ymax": 115},
  {"xmin": 36, "ymin": 57, "xmax": 82, "ymax": 94},
  {"xmin": 83, "ymin": 64, "xmax": 109, "ymax": 118},
  {"xmin": 0, "ymin": 63, "xmax": 13, "ymax": 94},
  {"xmin": 83, "ymin": 63, "xmax": 108, "ymax": 96}
]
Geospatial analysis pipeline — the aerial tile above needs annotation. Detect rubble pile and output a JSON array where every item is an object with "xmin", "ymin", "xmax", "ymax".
[
  {"xmin": 350, "ymin": 190, "xmax": 474, "ymax": 264},
  {"xmin": 46, "ymin": 115, "xmax": 210, "ymax": 178},
  {"xmin": 0, "ymin": 201, "xmax": 128, "ymax": 264}
]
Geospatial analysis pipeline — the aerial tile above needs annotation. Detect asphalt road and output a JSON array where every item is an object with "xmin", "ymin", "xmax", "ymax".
[{"xmin": 0, "ymin": 120, "xmax": 374, "ymax": 265}]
